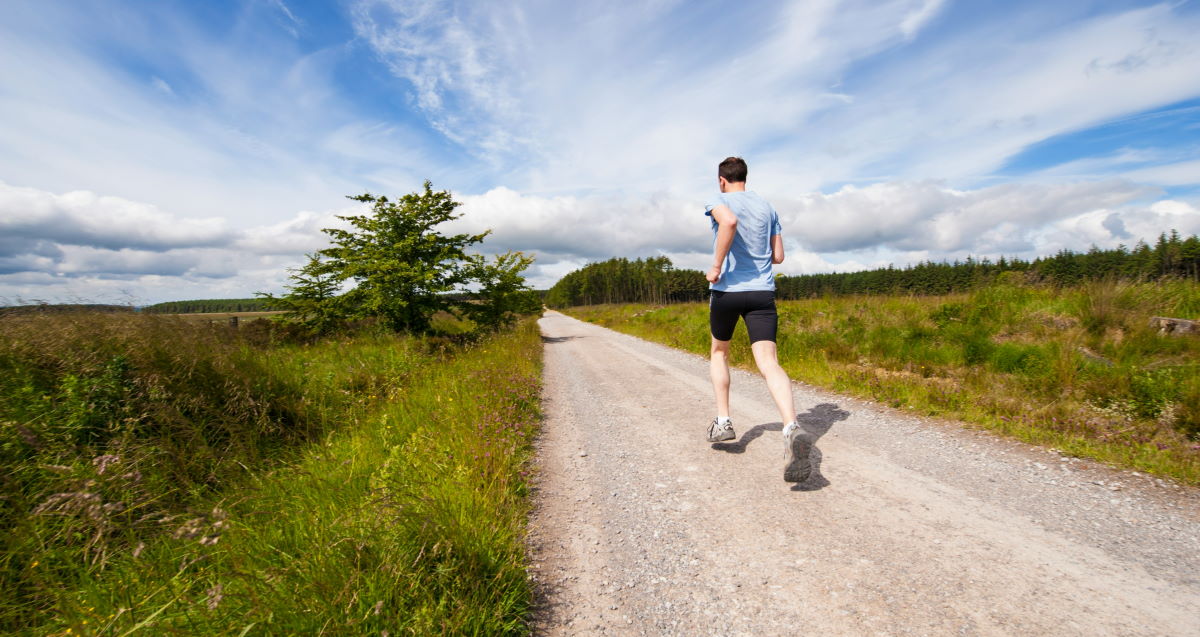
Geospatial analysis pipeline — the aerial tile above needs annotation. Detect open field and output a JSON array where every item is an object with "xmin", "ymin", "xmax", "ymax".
[
  {"xmin": 170, "ymin": 311, "xmax": 287, "ymax": 322},
  {"xmin": 0, "ymin": 312, "xmax": 542, "ymax": 633},
  {"xmin": 565, "ymin": 280, "xmax": 1200, "ymax": 483}
]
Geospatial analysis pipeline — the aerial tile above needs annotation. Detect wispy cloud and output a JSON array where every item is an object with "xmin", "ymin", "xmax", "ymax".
[
  {"xmin": 348, "ymin": 1, "xmax": 1200, "ymax": 200},
  {"xmin": 1122, "ymin": 159, "xmax": 1200, "ymax": 186},
  {"xmin": 900, "ymin": 0, "xmax": 948, "ymax": 40},
  {"xmin": 1, "ymin": 1, "xmax": 1198, "ymax": 302},
  {"xmin": 802, "ymin": 3, "xmax": 1200, "ymax": 184},
  {"xmin": 0, "ymin": 2, "xmax": 438, "ymax": 227},
  {"xmin": 267, "ymin": 0, "xmax": 302, "ymax": 36}
]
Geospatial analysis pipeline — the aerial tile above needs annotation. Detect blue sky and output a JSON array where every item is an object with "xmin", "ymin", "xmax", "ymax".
[{"xmin": 1, "ymin": 0, "xmax": 1198, "ymax": 303}]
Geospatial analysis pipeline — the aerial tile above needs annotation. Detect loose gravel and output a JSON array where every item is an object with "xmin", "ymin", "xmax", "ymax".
[{"xmin": 526, "ymin": 311, "xmax": 1200, "ymax": 636}]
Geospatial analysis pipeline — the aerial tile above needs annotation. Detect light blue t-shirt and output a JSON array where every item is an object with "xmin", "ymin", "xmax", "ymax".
[{"xmin": 704, "ymin": 191, "xmax": 781, "ymax": 292}]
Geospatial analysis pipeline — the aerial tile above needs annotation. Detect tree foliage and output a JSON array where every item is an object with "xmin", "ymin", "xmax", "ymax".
[
  {"xmin": 323, "ymin": 183, "xmax": 489, "ymax": 332},
  {"xmin": 256, "ymin": 254, "xmax": 342, "ymax": 334},
  {"xmin": 142, "ymin": 299, "xmax": 278, "ymax": 313},
  {"xmin": 462, "ymin": 252, "xmax": 543, "ymax": 329},
  {"xmin": 265, "ymin": 181, "xmax": 536, "ymax": 333},
  {"xmin": 545, "ymin": 257, "xmax": 708, "ymax": 308}
]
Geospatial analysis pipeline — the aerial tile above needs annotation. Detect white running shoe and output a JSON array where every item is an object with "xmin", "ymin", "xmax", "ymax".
[
  {"xmin": 707, "ymin": 418, "xmax": 735, "ymax": 442},
  {"xmin": 782, "ymin": 421, "xmax": 811, "ymax": 483}
]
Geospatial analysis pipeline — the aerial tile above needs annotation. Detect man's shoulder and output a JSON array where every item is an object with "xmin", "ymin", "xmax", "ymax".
[
  {"xmin": 706, "ymin": 192, "xmax": 730, "ymax": 210},
  {"xmin": 731, "ymin": 191, "xmax": 775, "ymax": 214},
  {"xmin": 743, "ymin": 190, "xmax": 772, "ymax": 204}
]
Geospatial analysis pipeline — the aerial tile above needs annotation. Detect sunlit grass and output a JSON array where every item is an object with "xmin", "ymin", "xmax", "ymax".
[
  {"xmin": 2, "ymin": 313, "xmax": 542, "ymax": 634},
  {"xmin": 566, "ymin": 280, "xmax": 1200, "ymax": 484}
]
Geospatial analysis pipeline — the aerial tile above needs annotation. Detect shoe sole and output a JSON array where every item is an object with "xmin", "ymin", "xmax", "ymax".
[
  {"xmin": 707, "ymin": 428, "xmax": 735, "ymax": 442},
  {"xmin": 783, "ymin": 430, "xmax": 812, "ymax": 482}
]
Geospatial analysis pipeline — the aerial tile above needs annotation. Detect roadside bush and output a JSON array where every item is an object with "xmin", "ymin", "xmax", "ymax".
[
  {"xmin": 41, "ymin": 319, "xmax": 544, "ymax": 635},
  {"xmin": 989, "ymin": 343, "xmax": 1048, "ymax": 376},
  {"xmin": 0, "ymin": 312, "xmax": 314, "ymax": 626}
]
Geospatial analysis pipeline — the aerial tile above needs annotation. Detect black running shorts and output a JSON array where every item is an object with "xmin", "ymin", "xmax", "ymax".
[{"xmin": 709, "ymin": 290, "xmax": 778, "ymax": 343}]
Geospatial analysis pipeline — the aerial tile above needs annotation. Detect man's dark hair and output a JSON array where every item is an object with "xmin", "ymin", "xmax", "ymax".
[{"xmin": 719, "ymin": 156, "xmax": 748, "ymax": 183}]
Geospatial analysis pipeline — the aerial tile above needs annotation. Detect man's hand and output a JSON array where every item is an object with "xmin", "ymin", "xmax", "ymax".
[{"xmin": 706, "ymin": 265, "xmax": 722, "ymax": 283}]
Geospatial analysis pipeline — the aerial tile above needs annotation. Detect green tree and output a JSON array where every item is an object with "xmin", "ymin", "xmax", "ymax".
[
  {"xmin": 463, "ymin": 252, "xmax": 541, "ymax": 330},
  {"xmin": 257, "ymin": 253, "xmax": 342, "ymax": 334},
  {"xmin": 322, "ymin": 182, "xmax": 490, "ymax": 333},
  {"xmin": 263, "ymin": 181, "xmax": 537, "ymax": 334}
]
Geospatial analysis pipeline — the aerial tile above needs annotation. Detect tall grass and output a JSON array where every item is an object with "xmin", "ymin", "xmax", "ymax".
[
  {"xmin": 567, "ymin": 280, "xmax": 1200, "ymax": 483},
  {"xmin": 1, "ymin": 313, "xmax": 542, "ymax": 633}
]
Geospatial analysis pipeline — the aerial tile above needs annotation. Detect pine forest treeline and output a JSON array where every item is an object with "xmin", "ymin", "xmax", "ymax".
[
  {"xmin": 543, "ymin": 256, "xmax": 709, "ymax": 307},
  {"xmin": 546, "ymin": 231, "xmax": 1200, "ymax": 307},
  {"xmin": 142, "ymin": 298, "xmax": 281, "ymax": 314}
]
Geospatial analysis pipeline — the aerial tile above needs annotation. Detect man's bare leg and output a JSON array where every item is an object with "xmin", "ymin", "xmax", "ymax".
[
  {"xmin": 750, "ymin": 340, "xmax": 796, "ymax": 426},
  {"xmin": 710, "ymin": 337, "xmax": 732, "ymax": 418},
  {"xmin": 753, "ymin": 340, "xmax": 810, "ymax": 481}
]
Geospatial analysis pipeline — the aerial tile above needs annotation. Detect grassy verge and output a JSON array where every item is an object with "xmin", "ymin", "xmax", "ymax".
[
  {"xmin": 564, "ymin": 280, "xmax": 1200, "ymax": 484},
  {"xmin": 2, "ymin": 313, "xmax": 542, "ymax": 634}
]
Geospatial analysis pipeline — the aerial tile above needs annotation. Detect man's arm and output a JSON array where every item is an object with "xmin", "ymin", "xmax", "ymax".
[
  {"xmin": 771, "ymin": 233, "xmax": 784, "ymax": 264},
  {"xmin": 707, "ymin": 204, "xmax": 737, "ymax": 283}
]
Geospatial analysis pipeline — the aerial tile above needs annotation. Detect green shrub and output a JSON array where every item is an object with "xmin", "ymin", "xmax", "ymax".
[
  {"xmin": 989, "ymin": 343, "xmax": 1047, "ymax": 376},
  {"xmin": 4, "ymin": 310, "xmax": 543, "ymax": 633},
  {"xmin": 929, "ymin": 302, "xmax": 965, "ymax": 328},
  {"xmin": 0, "ymin": 313, "xmax": 320, "ymax": 628},
  {"xmin": 1128, "ymin": 367, "xmax": 1189, "ymax": 420}
]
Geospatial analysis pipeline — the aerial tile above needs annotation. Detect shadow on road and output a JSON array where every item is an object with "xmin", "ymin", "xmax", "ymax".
[
  {"xmin": 541, "ymin": 335, "xmax": 582, "ymax": 344},
  {"xmin": 711, "ymin": 402, "xmax": 849, "ymax": 491}
]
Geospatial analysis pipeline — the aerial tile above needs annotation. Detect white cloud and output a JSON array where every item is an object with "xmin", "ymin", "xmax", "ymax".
[
  {"xmin": 266, "ymin": 0, "xmax": 302, "ymax": 31},
  {"xmin": 151, "ymin": 76, "xmax": 175, "ymax": 96},
  {"xmin": 771, "ymin": 179, "xmax": 1156, "ymax": 253},
  {"xmin": 235, "ymin": 208, "xmax": 356, "ymax": 256},
  {"xmin": 0, "ymin": 3, "xmax": 437, "ymax": 229},
  {"xmin": 801, "ymin": 3, "xmax": 1200, "ymax": 184},
  {"xmin": 1122, "ymin": 160, "xmax": 1200, "ymax": 186},
  {"xmin": 448, "ymin": 178, "xmax": 1195, "ymax": 286},
  {"xmin": 2, "ymin": 178, "xmax": 1197, "ymax": 302},
  {"xmin": 349, "ymin": 1, "xmax": 1200, "ymax": 198},
  {"xmin": 2, "ymin": 1, "xmax": 1199, "ymax": 301},
  {"xmin": 0, "ymin": 182, "xmax": 233, "ymax": 252},
  {"xmin": 349, "ymin": 0, "xmax": 533, "ymax": 166},
  {"xmin": 0, "ymin": 182, "xmax": 321, "ymax": 301},
  {"xmin": 350, "ymin": 0, "xmax": 950, "ymax": 194},
  {"xmin": 449, "ymin": 187, "xmax": 709, "ymax": 259},
  {"xmin": 899, "ymin": 0, "xmax": 948, "ymax": 40}
]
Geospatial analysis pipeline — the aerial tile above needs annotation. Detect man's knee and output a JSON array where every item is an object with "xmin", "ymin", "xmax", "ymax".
[
  {"xmin": 710, "ymin": 338, "xmax": 731, "ymax": 357},
  {"xmin": 750, "ymin": 340, "xmax": 781, "ymax": 365}
]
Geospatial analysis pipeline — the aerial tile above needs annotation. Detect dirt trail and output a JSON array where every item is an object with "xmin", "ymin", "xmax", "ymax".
[{"xmin": 526, "ymin": 311, "xmax": 1200, "ymax": 636}]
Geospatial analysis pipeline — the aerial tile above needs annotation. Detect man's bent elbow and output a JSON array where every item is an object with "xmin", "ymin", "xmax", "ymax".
[{"xmin": 773, "ymin": 255, "xmax": 784, "ymax": 264}]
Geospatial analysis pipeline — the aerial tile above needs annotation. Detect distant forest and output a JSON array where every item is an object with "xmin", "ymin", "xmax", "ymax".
[
  {"xmin": 546, "ymin": 231, "xmax": 1200, "ymax": 308},
  {"xmin": 545, "ymin": 256, "xmax": 711, "ymax": 307},
  {"xmin": 142, "ymin": 298, "xmax": 281, "ymax": 314},
  {"xmin": 0, "ymin": 304, "xmax": 133, "ymax": 316}
]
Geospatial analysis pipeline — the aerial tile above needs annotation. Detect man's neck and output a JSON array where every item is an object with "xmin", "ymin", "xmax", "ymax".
[{"xmin": 721, "ymin": 182, "xmax": 747, "ymax": 193}]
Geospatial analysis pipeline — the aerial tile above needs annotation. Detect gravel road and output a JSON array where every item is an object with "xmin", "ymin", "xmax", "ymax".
[{"xmin": 526, "ymin": 311, "xmax": 1200, "ymax": 636}]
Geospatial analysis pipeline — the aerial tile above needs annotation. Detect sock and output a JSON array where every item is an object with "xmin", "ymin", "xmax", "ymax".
[
  {"xmin": 717, "ymin": 416, "xmax": 731, "ymax": 426},
  {"xmin": 783, "ymin": 420, "xmax": 798, "ymax": 436}
]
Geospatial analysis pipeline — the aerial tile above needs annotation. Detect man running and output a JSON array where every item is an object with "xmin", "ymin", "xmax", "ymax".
[{"xmin": 704, "ymin": 157, "xmax": 809, "ymax": 482}]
